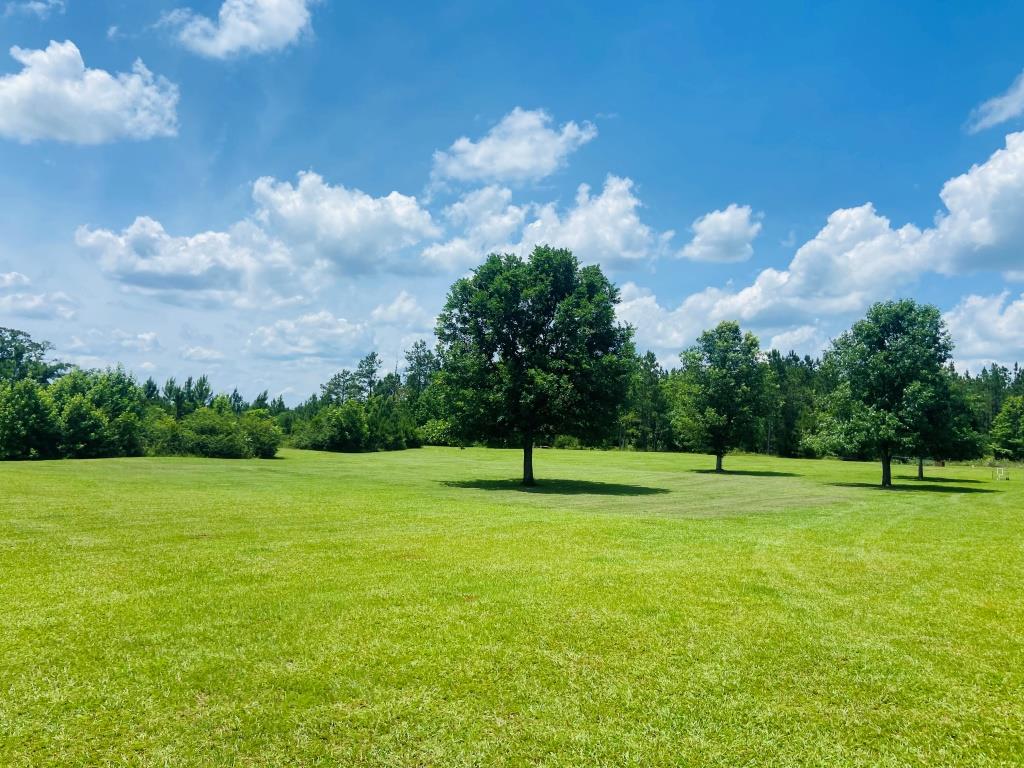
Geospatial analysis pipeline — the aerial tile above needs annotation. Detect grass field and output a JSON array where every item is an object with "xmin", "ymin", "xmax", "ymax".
[{"xmin": 1, "ymin": 447, "xmax": 1022, "ymax": 766}]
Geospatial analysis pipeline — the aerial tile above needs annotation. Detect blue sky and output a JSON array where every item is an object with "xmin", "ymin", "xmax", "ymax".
[{"xmin": 2, "ymin": 0, "xmax": 1024, "ymax": 400}]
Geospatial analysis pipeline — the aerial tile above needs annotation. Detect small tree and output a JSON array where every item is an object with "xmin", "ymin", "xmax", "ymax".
[
  {"xmin": 435, "ymin": 246, "xmax": 633, "ymax": 485},
  {"xmin": 820, "ymin": 300, "xmax": 953, "ymax": 487},
  {"xmin": 674, "ymin": 321, "xmax": 767, "ymax": 472},
  {"xmin": 992, "ymin": 395, "xmax": 1024, "ymax": 461}
]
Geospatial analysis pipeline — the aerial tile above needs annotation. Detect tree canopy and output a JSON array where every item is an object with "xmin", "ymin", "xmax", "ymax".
[
  {"xmin": 815, "ymin": 300, "xmax": 954, "ymax": 487},
  {"xmin": 672, "ymin": 321, "xmax": 768, "ymax": 471},
  {"xmin": 435, "ymin": 246, "xmax": 633, "ymax": 484}
]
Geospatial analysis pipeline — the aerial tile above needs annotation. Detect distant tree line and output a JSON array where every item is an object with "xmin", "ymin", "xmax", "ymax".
[{"xmin": 3, "ymin": 247, "xmax": 1024, "ymax": 484}]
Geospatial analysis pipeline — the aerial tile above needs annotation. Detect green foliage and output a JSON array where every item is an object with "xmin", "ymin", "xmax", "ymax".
[
  {"xmin": 177, "ymin": 408, "xmax": 250, "ymax": 458},
  {"xmin": 240, "ymin": 409, "xmax": 284, "ymax": 459},
  {"xmin": 991, "ymin": 395, "xmax": 1024, "ymax": 461},
  {"xmin": 0, "ymin": 379, "xmax": 60, "ymax": 459},
  {"xmin": 292, "ymin": 401, "xmax": 369, "ymax": 452},
  {"xmin": 673, "ymin": 321, "xmax": 768, "ymax": 469},
  {"xmin": 418, "ymin": 418, "xmax": 456, "ymax": 446},
  {"xmin": 0, "ymin": 327, "xmax": 68, "ymax": 384},
  {"xmin": 814, "ymin": 300, "xmax": 953, "ymax": 485},
  {"xmin": 59, "ymin": 394, "xmax": 110, "ymax": 458},
  {"xmin": 435, "ymin": 246, "xmax": 633, "ymax": 483}
]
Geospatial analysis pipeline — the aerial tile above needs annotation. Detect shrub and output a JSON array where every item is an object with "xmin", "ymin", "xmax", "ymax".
[
  {"xmin": 418, "ymin": 418, "xmax": 456, "ymax": 446},
  {"xmin": 241, "ymin": 409, "xmax": 283, "ymax": 458},
  {"xmin": 179, "ymin": 408, "xmax": 249, "ymax": 458},
  {"xmin": 293, "ymin": 401, "xmax": 368, "ymax": 452},
  {"xmin": 552, "ymin": 434, "xmax": 581, "ymax": 450}
]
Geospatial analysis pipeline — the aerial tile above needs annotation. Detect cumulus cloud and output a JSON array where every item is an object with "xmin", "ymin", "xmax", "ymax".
[
  {"xmin": 967, "ymin": 70, "xmax": 1024, "ymax": 134},
  {"xmin": 422, "ymin": 176, "xmax": 670, "ymax": 271},
  {"xmin": 0, "ymin": 271, "xmax": 30, "ymax": 288},
  {"xmin": 0, "ymin": 270, "xmax": 75, "ymax": 319},
  {"xmin": 517, "ymin": 175, "xmax": 671, "ymax": 268},
  {"xmin": 163, "ymin": 0, "xmax": 316, "ymax": 59},
  {"xmin": 0, "ymin": 40, "xmax": 178, "ymax": 144},
  {"xmin": 370, "ymin": 290, "xmax": 431, "ymax": 328},
  {"xmin": 181, "ymin": 345, "xmax": 225, "ymax": 362},
  {"xmin": 0, "ymin": 291, "xmax": 75, "ymax": 319},
  {"xmin": 944, "ymin": 292, "xmax": 1024, "ymax": 368},
  {"xmin": 422, "ymin": 185, "xmax": 527, "ymax": 271},
  {"xmin": 679, "ymin": 203, "xmax": 762, "ymax": 263},
  {"xmin": 621, "ymin": 130, "xmax": 1024, "ymax": 360},
  {"xmin": 74, "ymin": 216, "xmax": 309, "ymax": 307},
  {"xmin": 3, "ymin": 0, "xmax": 64, "ymax": 18},
  {"xmin": 432, "ymin": 107, "xmax": 597, "ymax": 184},
  {"xmin": 247, "ymin": 310, "xmax": 371, "ymax": 360},
  {"xmin": 928, "ymin": 131, "xmax": 1024, "ymax": 274},
  {"xmin": 68, "ymin": 329, "xmax": 160, "ymax": 356},
  {"xmin": 254, "ymin": 171, "xmax": 439, "ymax": 271}
]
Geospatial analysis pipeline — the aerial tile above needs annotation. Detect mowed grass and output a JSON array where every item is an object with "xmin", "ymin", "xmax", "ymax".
[{"xmin": 1, "ymin": 448, "xmax": 1022, "ymax": 767}]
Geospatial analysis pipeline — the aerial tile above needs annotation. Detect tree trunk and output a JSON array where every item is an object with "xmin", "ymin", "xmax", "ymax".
[
  {"xmin": 522, "ymin": 434, "xmax": 535, "ymax": 486},
  {"xmin": 917, "ymin": 456, "xmax": 924, "ymax": 481},
  {"xmin": 881, "ymin": 452, "xmax": 892, "ymax": 488},
  {"xmin": 715, "ymin": 453, "xmax": 724, "ymax": 472}
]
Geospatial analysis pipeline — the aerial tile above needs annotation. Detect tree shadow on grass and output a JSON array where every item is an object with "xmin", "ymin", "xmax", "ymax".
[
  {"xmin": 442, "ymin": 479, "xmax": 670, "ymax": 496},
  {"xmin": 896, "ymin": 475, "xmax": 984, "ymax": 484},
  {"xmin": 690, "ymin": 469, "xmax": 800, "ymax": 478},
  {"xmin": 830, "ymin": 482, "xmax": 996, "ymax": 494}
]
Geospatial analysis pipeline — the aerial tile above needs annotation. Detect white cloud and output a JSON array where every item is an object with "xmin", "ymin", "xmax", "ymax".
[
  {"xmin": 0, "ymin": 40, "xmax": 178, "ymax": 144},
  {"xmin": 253, "ymin": 171, "xmax": 439, "ymax": 271},
  {"xmin": 929, "ymin": 131, "xmax": 1024, "ymax": 274},
  {"xmin": 0, "ymin": 271, "xmax": 30, "ymax": 288},
  {"xmin": 0, "ymin": 291, "xmax": 75, "ymax": 319},
  {"xmin": 621, "ymin": 130, "xmax": 1024, "ymax": 359},
  {"xmin": 247, "ymin": 310, "xmax": 371, "ymax": 360},
  {"xmin": 181, "ymin": 345, "xmax": 225, "ymax": 362},
  {"xmin": 967, "ymin": 70, "xmax": 1024, "ymax": 134},
  {"xmin": 75, "ymin": 216, "xmax": 306, "ymax": 306},
  {"xmin": 517, "ymin": 175, "xmax": 671, "ymax": 268},
  {"xmin": 432, "ymin": 107, "xmax": 597, "ymax": 184},
  {"xmin": 370, "ymin": 290, "xmax": 431, "ymax": 328},
  {"xmin": 944, "ymin": 292, "xmax": 1024, "ymax": 368},
  {"xmin": 164, "ymin": 0, "xmax": 316, "ymax": 59},
  {"xmin": 422, "ymin": 185, "xmax": 526, "ymax": 271},
  {"xmin": 3, "ymin": 0, "xmax": 64, "ymax": 19},
  {"xmin": 68, "ymin": 329, "xmax": 160, "ymax": 356},
  {"xmin": 679, "ymin": 203, "xmax": 762, "ymax": 263}
]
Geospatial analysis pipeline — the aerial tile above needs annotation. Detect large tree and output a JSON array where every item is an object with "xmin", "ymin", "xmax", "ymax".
[
  {"xmin": 819, "ymin": 300, "xmax": 953, "ymax": 488},
  {"xmin": 435, "ymin": 246, "xmax": 633, "ymax": 485},
  {"xmin": 0, "ymin": 327, "xmax": 67, "ymax": 384},
  {"xmin": 674, "ymin": 321, "xmax": 768, "ymax": 472}
]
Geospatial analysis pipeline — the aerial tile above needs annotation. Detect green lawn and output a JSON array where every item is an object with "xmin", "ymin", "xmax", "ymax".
[{"xmin": 1, "ymin": 448, "xmax": 1022, "ymax": 766}]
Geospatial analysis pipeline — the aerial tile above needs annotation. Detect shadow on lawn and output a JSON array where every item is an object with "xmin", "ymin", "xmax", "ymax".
[
  {"xmin": 896, "ymin": 475, "xmax": 984, "ymax": 484},
  {"xmin": 830, "ymin": 482, "xmax": 996, "ymax": 494},
  {"xmin": 690, "ymin": 469, "xmax": 799, "ymax": 478},
  {"xmin": 442, "ymin": 478, "xmax": 670, "ymax": 496}
]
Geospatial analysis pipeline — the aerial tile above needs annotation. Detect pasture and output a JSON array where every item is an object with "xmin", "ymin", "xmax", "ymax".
[{"xmin": 1, "ymin": 448, "xmax": 1022, "ymax": 766}]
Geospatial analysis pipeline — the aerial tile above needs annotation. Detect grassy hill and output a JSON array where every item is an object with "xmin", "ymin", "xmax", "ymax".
[{"xmin": 1, "ymin": 448, "xmax": 1021, "ymax": 766}]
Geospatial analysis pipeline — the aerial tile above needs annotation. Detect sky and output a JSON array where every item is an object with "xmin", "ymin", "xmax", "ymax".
[{"xmin": 2, "ymin": 0, "xmax": 1024, "ymax": 402}]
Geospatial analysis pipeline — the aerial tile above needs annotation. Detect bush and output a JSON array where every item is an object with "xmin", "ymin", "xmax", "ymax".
[
  {"xmin": 241, "ymin": 409, "xmax": 283, "ymax": 458},
  {"xmin": 292, "ymin": 401, "xmax": 368, "ymax": 452},
  {"xmin": 418, "ymin": 418, "xmax": 456, "ymax": 446},
  {"xmin": 179, "ymin": 408, "xmax": 249, "ymax": 458}
]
